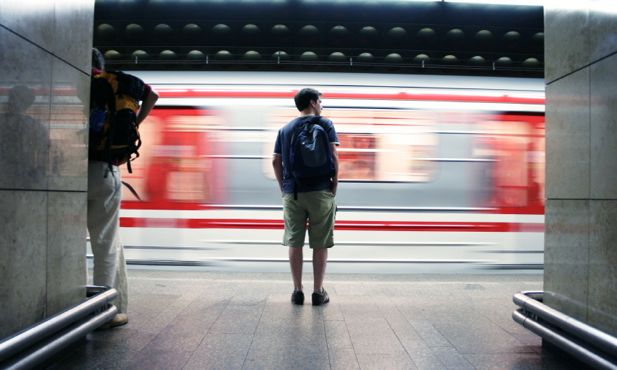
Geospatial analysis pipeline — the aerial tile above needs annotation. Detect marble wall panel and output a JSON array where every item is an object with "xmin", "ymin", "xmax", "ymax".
[
  {"xmin": 543, "ymin": 199, "xmax": 590, "ymax": 322},
  {"xmin": 48, "ymin": 57, "xmax": 89, "ymax": 192},
  {"xmin": 53, "ymin": 0, "xmax": 95, "ymax": 73},
  {"xmin": 0, "ymin": 1, "xmax": 56, "ymax": 51},
  {"xmin": 0, "ymin": 190, "xmax": 48, "ymax": 339},
  {"xmin": 544, "ymin": 0, "xmax": 617, "ymax": 343},
  {"xmin": 588, "ymin": 200, "xmax": 617, "ymax": 337},
  {"xmin": 590, "ymin": 53, "xmax": 617, "ymax": 199},
  {"xmin": 544, "ymin": 3, "xmax": 590, "ymax": 83},
  {"xmin": 0, "ymin": 28, "xmax": 52, "ymax": 191},
  {"xmin": 46, "ymin": 191, "xmax": 87, "ymax": 316},
  {"xmin": 0, "ymin": 0, "xmax": 93, "ymax": 342},
  {"xmin": 545, "ymin": 69, "xmax": 590, "ymax": 200},
  {"xmin": 588, "ymin": 1, "xmax": 617, "ymax": 62}
]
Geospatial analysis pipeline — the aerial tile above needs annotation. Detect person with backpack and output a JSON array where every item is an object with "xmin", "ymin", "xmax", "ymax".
[
  {"xmin": 0, "ymin": 85, "xmax": 48, "ymax": 185},
  {"xmin": 88, "ymin": 48, "xmax": 158, "ymax": 328},
  {"xmin": 272, "ymin": 88, "xmax": 339, "ymax": 306}
]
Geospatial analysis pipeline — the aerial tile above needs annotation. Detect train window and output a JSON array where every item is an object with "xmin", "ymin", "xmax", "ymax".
[
  {"xmin": 474, "ymin": 116, "xmax": 545, "ymax": 209},
  {"xmin": 120, "ymin": 108, "xmax": 223, "ymax": 208},
  {"xmin": 337, "ymin": 133, "xmax": 376, "ymax": 180},
  {"xmin": 264, "ymin": 108, "xmax": 437, "ymax": 182},
  {"xmin": 375, "ymin": 129, "xmax": 436, "ymax": 182}
]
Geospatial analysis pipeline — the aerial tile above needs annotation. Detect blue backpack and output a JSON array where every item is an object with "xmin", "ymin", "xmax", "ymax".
[{"xmin": 289, "ymin": 117, "xmax": 335, "ymax": 184}]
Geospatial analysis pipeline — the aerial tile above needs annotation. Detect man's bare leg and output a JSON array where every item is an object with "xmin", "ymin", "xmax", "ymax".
[
  {"xmin": 289, "ymin": 247, "xmax": 303, "ymax": 290},
  {"xmin": 312, "ymin": 248, "xmax": 328, "ymax": 293}
]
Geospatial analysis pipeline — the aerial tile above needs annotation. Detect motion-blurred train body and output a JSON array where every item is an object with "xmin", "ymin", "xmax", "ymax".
[{"xmin": 116, "ymin": 71, "xmax": 545, "ymax": 273}]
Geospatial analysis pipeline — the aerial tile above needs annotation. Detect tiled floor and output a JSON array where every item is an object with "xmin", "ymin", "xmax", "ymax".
[{"xmin": 48, "ymin": 270, "xmax": 591, "ymax": 369}]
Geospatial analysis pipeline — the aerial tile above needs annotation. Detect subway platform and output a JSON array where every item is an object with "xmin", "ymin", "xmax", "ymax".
[{"xmin": 46, "ymin": 269, "xmax": 589, "ymax": 370}]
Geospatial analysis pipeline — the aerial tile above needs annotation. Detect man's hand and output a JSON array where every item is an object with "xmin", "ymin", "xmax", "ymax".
[{"xmin": 330, "ymin": 177, "xmax": 337, "ymax": 197}]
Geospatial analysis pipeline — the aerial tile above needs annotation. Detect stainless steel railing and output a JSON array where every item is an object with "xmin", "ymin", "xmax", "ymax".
[
  {"xmin": 0, "ymin": 285, "xmax": 117, "ymax": 370},
  {"xmin": 513, "ymin": 291, "xmax": 617, "ymax": 370}
]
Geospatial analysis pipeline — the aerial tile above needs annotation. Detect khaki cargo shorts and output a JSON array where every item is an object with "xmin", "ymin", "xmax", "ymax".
[{"xmin": 282, "ymin": 190, "xmax": 336, "ymax": 249}]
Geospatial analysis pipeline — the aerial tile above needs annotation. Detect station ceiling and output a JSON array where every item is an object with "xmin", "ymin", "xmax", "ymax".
[{"xmin": 94, "ymin": 0, "xmax": 544, "ymax": 77}]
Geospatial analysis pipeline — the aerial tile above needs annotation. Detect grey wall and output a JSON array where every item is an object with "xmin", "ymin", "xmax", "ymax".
[
  {"xmin": 544, "ymin": 2, "xmax": 617, "ymax": 336},
  {"xmin": 0, "ymin": 1, "xmax": 94, "ymax": 339}
]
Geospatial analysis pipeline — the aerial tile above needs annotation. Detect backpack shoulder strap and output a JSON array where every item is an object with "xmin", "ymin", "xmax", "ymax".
[{"xmin": 121, "ymin": 181, "xmax": 142, "ymax": 201}]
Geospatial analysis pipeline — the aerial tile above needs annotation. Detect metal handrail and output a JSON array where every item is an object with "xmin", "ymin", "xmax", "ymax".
[
  {"xmin": 513, "ymin": 310, "xmax": 617, "ymax": 370},
  {"xmin": 2, "ymin": 306, "xmax": 117, "ymax": 370},
  {"xmin": 513, "ymin": 291, "xmax": 617, "ymax": 370},
  {"xmin": 0, "ymin": 286, "xmax": 117, "ymax": 364},
  {"xmin": 513, "ymin": 291, "xmax": 617, "ymax": 356}
]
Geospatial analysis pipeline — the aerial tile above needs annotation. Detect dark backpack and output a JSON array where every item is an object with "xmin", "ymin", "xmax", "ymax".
[
  {"xmin": 289, "ymin": 118, "xmax": 335, "ymax": 194},
  {"xmin": 89, "ymin": 70, "xmax": 145, "ymax": 174}
]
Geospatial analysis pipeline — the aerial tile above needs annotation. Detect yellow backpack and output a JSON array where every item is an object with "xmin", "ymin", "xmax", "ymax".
[{"xmin": 89, "ymin": 70, "xmax": 145, "ymax": 173}]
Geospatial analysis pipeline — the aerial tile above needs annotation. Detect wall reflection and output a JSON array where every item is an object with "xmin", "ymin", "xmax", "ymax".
[{"xmin": 0, "ymin": 85, "xmax": 48, "ymax": 188}]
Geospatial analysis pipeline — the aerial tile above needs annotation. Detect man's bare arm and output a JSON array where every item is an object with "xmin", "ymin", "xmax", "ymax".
[
  {"xmin": 330, "ymin": 143, "xmax": 339, "ymax": 196},
  {"xmin": 272, "ymin": 154, "xmax": 284, "ymax": 193},
  {"xmin": 136, "ymin": 89, "xmax": 159, "ymax": 125}
]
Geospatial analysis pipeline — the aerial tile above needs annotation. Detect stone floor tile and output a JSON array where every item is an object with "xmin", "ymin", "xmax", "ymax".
[
  {"xmin": 386, "ymin": 315, "xmax": 429, "ymax": 351},
  {"xmin": 356, "ymin": 352, "xmax": 418, "ymax": 370},
  {"xmin": 325, "ymin": 320, "xmax": 354, "ymax": 350},
  {"xmin": 464, "ymin": 352, "xmax": 594, "ymax": 370},
  {"xmin": 431, "ymin": 347, "xmax": 475, "ymax": 369},
  {"xmin": 183, "ymin": 333, "xmax": 253, "ymax": 370},
  {"xmin": 337, "ymin": 295, "xmax": 390, "ymax": 319},
  {"xmin": 407, "ymin": 319, "xmax": 452, "ymax": 348},
  {"xmin": 405, "ymin": 346, "xmax": 446, "ymax": 370},
  {"xmin": 329, "ymin": 348, "xmax": 360, "ymax": 370},
  {"xmin": 145, "ymin": 325, "xmax": 208, "ymax": 353},
  {"xmin": 251, "ymin": 330, "xmax": 328, "ymax": 351},
  {"xmin": 432, "ymin": 318, "xmax": 533, "ymax": 354},
  {"xmin": 208, "ymin": 304, "xmax": 264, "ymax": 334},
  {"xmin": 346, "ymin": 317, "xmax": 408, "ymax": 355},
  {"xmin": 256, "ymin": 304, "xmax": 327, "ymax": 336},
  {"xmin": 243, "ymin": 346, "xmax": 330, "ymax": 370},
  {"xmin": 88, "ymin": 326, "xmax": 156, "ymax": 352},
  {"xmin": 126, "ymin": 347, "xmax": 193, "ymax": 370},
  {"xmin": 48, "ymin": 336, "xmax": 142, "ymax": 369}
]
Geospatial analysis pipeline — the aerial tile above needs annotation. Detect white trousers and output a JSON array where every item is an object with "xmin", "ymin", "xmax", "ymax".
[{"xmin": 87, "ymin": 161, "xmax": 128, "ymax": 313}]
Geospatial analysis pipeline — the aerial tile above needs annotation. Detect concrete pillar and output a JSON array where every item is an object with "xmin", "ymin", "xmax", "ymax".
[
  {"xmin": 544, "ymin": 2, "xmax": 617, "ymax": 336},
  {"xmin": 0, "ymin": 1, "xmax": 94, "ymax": 339}
]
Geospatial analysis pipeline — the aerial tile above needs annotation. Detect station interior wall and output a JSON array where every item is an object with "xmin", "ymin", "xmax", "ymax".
[
  {"xmin": 0, "ymin": 0, "xmax": 615, "ymax": 344},
  {"xmin": 544, "ymin": 2, "xmax": 617, "ymax": 337},
  {"xmin": 0, "ymin": 0, "xmax": 94, "ymax": 339}
]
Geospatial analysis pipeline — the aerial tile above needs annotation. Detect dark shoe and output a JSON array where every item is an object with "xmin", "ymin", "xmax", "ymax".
[
  {"xmin": 291, "ymin": 290, "xmax": 304, "ymax": 305},
  {"xmin": 312, "ymin": 288, "xmax": 329, "ymax": 306}
]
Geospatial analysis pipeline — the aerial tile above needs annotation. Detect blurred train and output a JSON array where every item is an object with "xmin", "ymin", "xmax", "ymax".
[{"xmin": 114, "ymin": 71, "xmax": 545, "ymax": 273}]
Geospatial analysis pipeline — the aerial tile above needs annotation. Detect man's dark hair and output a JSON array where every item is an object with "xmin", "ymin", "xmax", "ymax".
[
  {"xmin": 92, "ymin": 48, "xmax": 105, "ymax": 70},
  {"xmin": 294, "ymin": 88, "xmax": 321, "ymax": 111}
]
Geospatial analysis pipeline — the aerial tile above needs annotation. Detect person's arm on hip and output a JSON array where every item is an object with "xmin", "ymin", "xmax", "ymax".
[{"xmin": 136, "ymin": 88, "xmax": 159, "ymax": 125}]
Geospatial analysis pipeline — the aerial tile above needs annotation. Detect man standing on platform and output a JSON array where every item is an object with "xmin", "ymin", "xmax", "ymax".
[
  {"xmin": 272, "ymin": 88, "xmax": 339, "ymax": 306},
  {"xmin": 88, "ymin": 48, "xmax": 158, "ymax": 327}
]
